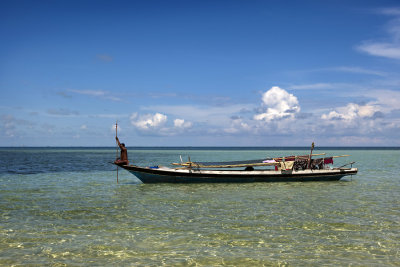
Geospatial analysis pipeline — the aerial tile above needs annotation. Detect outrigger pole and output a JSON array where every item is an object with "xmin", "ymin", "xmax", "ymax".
[{"xmin": 115, "ymin": 120, "xmax": 119, "ymax": 184}]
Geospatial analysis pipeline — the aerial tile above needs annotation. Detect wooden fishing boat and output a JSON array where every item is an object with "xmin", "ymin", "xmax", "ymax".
[{"xmin": 114, "ymin": 152, "xmax": 358, "ymax": 183}]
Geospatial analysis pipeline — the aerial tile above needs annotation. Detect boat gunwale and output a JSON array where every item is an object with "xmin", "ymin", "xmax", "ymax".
[{"xmin": 118, "ymin": 164, "xmax": 358, "ymax": 179}]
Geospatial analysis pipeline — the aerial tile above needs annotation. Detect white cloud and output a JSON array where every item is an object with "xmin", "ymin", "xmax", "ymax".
[
  {"xmin": 173, "ymin": 119, "xmax": 192, "ymax": 129},
  {"xmin": 379, "ymin": 8, "xmax": 400, "ymax": 16},
  {"xmin": 141, "ymin": 104, "xmax": 253, "ymax": 128},
  {"xmin": 321, "ymin": 103, "xmax": 379, "ymax": 122},
  {"xmin": 254, "ymin": 86, "xmax": 300, "ymax": 122},
  {"xmin": 70, "ymin": 89, "xmax": 106, "ymax": 97},
  {"xmin": 358, "ymin": 105, "xmax": 378, "ymax": 117},
  {"xmin": 80, "ymin": 124, "xmax": 87, "ymax": 130},
  {"xmin": 0, "ymin": 115, "xmax": 35, "ymax": 138},
  {"xmin": 1, "ymin": 115, "xmax": 16, "ymax": 137},
  {"xmin": 331, "ymin": 66, "xmax": 387, "ymax": 76},
  {"xmin": 131, "ymin": 112, "xmax": 167, "ymax": 130},
  {"xmin": 120, "ymin": 85, "xmax": 400, "ymax": 144},
  {"xmin": 319, "ymin": 102, "xmax": 390, "ymax": 137},
  {"xmin": 358, "ymin": 43, "xmax": 400, "ymax": 60},
  {"xmin": 290, "ymin": 83, "xmax": 336, "ymax": 90},
  {"xmin": 365, "ymin": 89, "xmax": 400, "ymax": 113},
  {"xmin": 69, "ymin": 89, "xmax": 122, "ymax": 102},
  {"xmin": 358, "ymin": 9, "xmax": 400, "ymax": 60},
  {"xmin": 224, "ymin": 117, "xmax": 251, "ymax": 134},
  {"xmin": 91, "ymin": 113, "xmax": 129, "ymax": 119},
  {"xmin": 130, "ymin": 112, "xmax": 192, "ymax": 135},
  {"xmin": 324, "ymin": 136, "xmax": 387, "ymax": 146}
]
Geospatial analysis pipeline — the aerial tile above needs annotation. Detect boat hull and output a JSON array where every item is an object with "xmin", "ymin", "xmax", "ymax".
[{"xmin": 119, "ymin": 165, "xmax": 358, "ymax": 183}]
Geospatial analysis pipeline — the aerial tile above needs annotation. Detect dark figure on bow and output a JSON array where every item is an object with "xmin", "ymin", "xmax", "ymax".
[{"xmin": 114, "ymin": 137, "xmax": 129, "ymax": 166}]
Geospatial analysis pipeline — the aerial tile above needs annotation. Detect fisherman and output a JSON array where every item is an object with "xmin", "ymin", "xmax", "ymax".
[{"xmin": 114, "ymin": 137, "xmax": 129, "ymax": 166}]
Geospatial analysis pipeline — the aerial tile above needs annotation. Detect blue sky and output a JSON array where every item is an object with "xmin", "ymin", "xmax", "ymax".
[{"xmin": 1, "ymin": 0, "xmax": 400, "ymax": 146}]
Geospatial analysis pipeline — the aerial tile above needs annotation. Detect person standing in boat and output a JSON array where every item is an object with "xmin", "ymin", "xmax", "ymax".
[{"xmin": 114, "ymin": 137, "xmax": 129, "ymax": 166}]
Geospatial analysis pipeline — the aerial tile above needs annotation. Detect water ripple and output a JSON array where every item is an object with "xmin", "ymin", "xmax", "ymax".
[{"xmin": 0, "ymin": 148, "xmax": 399, "ymax": 265}]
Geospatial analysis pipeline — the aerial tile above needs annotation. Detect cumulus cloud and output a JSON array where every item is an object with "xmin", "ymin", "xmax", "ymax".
[
  {"xmin": 130, "ymin": 112, "xmax": 192, "ymax": 135},
  {"xmin": 131, "ymin": 112, "xmax": 167, "ymax": 130},
  {"xmin": 365, "ymin": 89, "xmax": 400, "ymax": 113},
  {"xmin": 123, "ymin": 85, "xmax": 399, "ymax": 144},
  {"xmin": 142, "ymin": 104, "xmax": 252, "ymax": 128},
  {"xmin": 321, "ymin": 103, "xmax": 380, "ymax": 122},
  {"xmin": 173, "ymin": 119, "xmax": 192, "ymax": 129},
  {"xmin": 254, "ymin": 86, "xmax": 300, "ymax": 122},
  {"xmin": 224, "ymin": 116, "xmax": 251, "ymax": 134},
  {"xmin": 320, "ymin": 103, "xmax": 387, "ymax": 136}
]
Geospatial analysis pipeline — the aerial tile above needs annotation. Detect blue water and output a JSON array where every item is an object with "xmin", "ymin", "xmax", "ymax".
[{"xmin": 0, "ymin": 147, "xmax": 399, "ymax": 266}]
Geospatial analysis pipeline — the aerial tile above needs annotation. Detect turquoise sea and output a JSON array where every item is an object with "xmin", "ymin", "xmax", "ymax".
[{"xmin": 0, "ymin": 147, "xmax": 399, "ymax": 266}]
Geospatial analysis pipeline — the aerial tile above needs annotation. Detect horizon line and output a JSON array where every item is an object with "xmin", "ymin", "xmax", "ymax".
[{"xmin": 1, "ymin": 146, "xmax": 399, "ymax": 149}]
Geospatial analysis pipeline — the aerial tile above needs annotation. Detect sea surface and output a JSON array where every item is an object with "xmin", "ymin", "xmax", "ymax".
[{"xmin": 0, "ymin": 147, "xmax": 399, "ymax": 266}]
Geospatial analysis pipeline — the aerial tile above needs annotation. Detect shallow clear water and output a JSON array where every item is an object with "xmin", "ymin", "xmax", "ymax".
[{"xmin": 0, "ymin": 147, "xmax": 399, "ymax": 266}]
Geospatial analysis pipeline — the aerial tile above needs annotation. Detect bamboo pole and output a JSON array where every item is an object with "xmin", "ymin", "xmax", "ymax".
[
  {"xmin": 172, "ymin": 162, "xmax": 279, "ymax": 168},
  {"xmin": 170, "ymin": 153, "xmax": 350, "ymax": 169},
  {"xmin": 115, "ymin": 121, "xmax": 118, "ymax": 184},
  {"xmin": 171, "ymin": 153, "xmax": 326, "ymax": 168},
  {"xmin": 116, "ymin": 121, "xmax": 118, "ymax": 157},
  {"xmin": 273, "ymin": 153, "xmax": 325, "ymax": 160}
]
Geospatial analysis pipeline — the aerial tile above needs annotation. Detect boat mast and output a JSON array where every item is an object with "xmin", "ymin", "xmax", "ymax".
[
  {"xmin": 115, "ymin": 120, "xmax": 118, "ymax": 184},
  {"xmin": 307, "ymin": 142, "xmax": 315, "ymax": 169}
]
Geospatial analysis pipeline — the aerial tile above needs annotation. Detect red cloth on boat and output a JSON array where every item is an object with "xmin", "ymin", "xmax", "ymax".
[
  {"xmin": 114, "ymin": 159, "xmax": 129, "ymax": 166},
  {"xmin": 324, "ymin": 157, "xmax": 333, "ymax": 164}
]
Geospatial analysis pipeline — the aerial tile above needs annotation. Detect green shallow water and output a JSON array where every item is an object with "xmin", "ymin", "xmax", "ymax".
[{"xmin": 0, "ymin": 148, "xmax": 399, "ymax": 266}]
